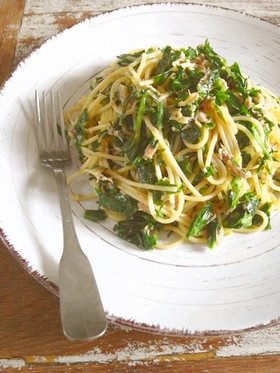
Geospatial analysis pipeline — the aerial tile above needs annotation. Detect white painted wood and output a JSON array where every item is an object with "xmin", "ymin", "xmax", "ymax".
[
  {"xmin": 24, "ymin": 0, "xmax": 280, "ymax": 16},
  {"xmin": 16, "ymin": 0, "xmax": 280, "ymax": 66}
]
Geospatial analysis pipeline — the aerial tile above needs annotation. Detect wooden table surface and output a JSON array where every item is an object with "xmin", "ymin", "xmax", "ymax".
[{"xmin": 1, "ymin": 1, "xmax": 280, "ymax": 372}]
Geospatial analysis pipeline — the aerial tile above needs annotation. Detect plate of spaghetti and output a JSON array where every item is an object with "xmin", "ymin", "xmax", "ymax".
[{"xmin": 0, "ymin": 3, "xmax": 280, "ymax": 334}]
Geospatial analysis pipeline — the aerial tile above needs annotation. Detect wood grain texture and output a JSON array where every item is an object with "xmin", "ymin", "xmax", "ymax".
[
  {"xmin": 0, "ymin": 0, "xmax": 25, "ymax": 86},
  {"xmin": 12, "ymin": 0, "xmax": 280, "ymax": 70},
  {"xmin": 1, "ymin": 0, "xmax": 280, "ymax": 371},
  {"xmin": 2, "ymin": 356, "xmax": 280, "ymax": 373}
]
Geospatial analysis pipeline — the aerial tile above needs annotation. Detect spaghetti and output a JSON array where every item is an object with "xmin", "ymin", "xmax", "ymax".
[{"xmin": 65, "ymin": 41, "xmax": 280, "ymax": 250}]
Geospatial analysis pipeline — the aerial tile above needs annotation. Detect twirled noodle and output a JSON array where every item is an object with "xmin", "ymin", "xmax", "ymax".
[{"xmin": 66, "ymin": 41, "xmax": 280, "ymax": 250}]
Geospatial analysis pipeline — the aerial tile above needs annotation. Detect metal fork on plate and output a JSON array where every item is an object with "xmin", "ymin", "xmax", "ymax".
[{"xmin": 34, "ymin": 90, "xmax": 107, "ymax": 340}]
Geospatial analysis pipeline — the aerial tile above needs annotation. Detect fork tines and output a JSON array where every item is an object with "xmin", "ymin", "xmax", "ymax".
[{"xmin": 35, "ymin": 90, "xmax": 70, "ymax": 164}]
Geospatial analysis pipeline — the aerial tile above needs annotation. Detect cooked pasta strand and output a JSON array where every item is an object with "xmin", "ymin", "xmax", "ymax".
[{"xmin": 66, "ymin": 41, "xmax": 280, "ymax": 251}]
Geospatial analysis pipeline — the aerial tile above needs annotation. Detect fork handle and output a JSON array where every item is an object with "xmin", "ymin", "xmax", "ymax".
[
  {"xmin": 53, "ymin": 168, "xmax": 79, "ymax": 248},
  {"xmin": 53, "ymin": 168, "xmax": 107, "ymax": 340}
]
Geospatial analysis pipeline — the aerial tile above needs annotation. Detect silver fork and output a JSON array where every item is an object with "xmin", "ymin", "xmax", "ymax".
[{"xmin": 35, "ymin": 90, "xmax": 107, "ymax": 340}]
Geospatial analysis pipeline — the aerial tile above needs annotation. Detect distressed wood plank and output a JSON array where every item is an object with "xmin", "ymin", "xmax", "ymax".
[
  {"xmin": 1, "ymin": 0, "xmax": 280, "ymax": 371},
  {"xmin": 12, "ymin": 11, "xmax": 103, "ymax": 67},
  {"xmin": 2, "ymin": 353, "xmax": 280, "ymax": 372},
  {"xmin": 13, "ymin": 0, "xmax": 280, "ymax": 68},
  {"xmin": 23, "ymin": 0, "xmax": 280, "ymax": 15},
  {"xmin": 0, "ymin": 0, "xmax": 25, "ymax": 86}
]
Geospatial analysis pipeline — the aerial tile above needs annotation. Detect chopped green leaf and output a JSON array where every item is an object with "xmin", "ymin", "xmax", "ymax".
[
  {"xmin": 241, "ymin": 151, "xmax": 251, "ymax": 167},
  {"xmin": 154, "ymin": 69, "xmax": 172, "ymax": 85},
  {"xmin": 236, "ymin": 130, "xmax": 250, "ymax": 150},
  {"xmin": 156, "ymin": 46, "xmax": 181, "ymax": 75},
  {"xmin": 117, "ymin": 50, "xmax": 145, "ymax": 66},
  {"xmin": 252, "ymin": 202, "xmax": 272, "ymax": 230},
  {"xmin": 170, "ymin": 67, "xmax": 204, "ymax": 93},
  {"xmin": 227, "ymin": 62, "xmax": 247, "ymax": 96},
  {"xmin": 177, "ymin": 156, "xmax": 191, "ymax": 176},
  {"xmin": 113, "ymin": 211, "xmax": 162, "ymax": 250},
  {"xmin": 186, "ymin": 202, "xmax": 214, "ymax": 238},
  {"xmin": 90, "ymin": 140, "xmax": 100, "ymax": 152},
  {"xmin": 136, "ymin": 160, "xmax": 157, "ymax": 184},
  {"xmin": 228, "ymin": 176, "xmax": 242, "ymax": 212},
  {"xmin": 197, "ymin": 40, "xmax": 226, "ymax": 68},
  {"xmin": 157, "ymin": 101, "xmax": 164, "ymax": 129},
  {"xmin": 182, "ymin": 46, "xmax": 197, "ymax": 59},
  {"xmin": 205, "ymin": 165, "xmax": 217, "ymax": 177},
  {"xmin": 84, "ymin": 209, "xmax": 107, "ymax": 222},
  {"xmin": 207, "ymin": 219, "xmax": 220, "ymax": 249},
  {"xmin": 122, "ymin": 93, "xmax": 146, "ymax": 160},
  {"xmin": 192, "ymin": 170, "xmax": 205, "ymax": 186},
  {"xmin": 226, "ymin": 90, "xmax": 248, "ymax": 115},
  {"xmin": 73, "ymin": 109, "xmax": 88, "ymax": 162},
  {"xmin": 244, "ymin": 121, "xmax": 272, "ymax": 159},
  {"xmin": 96, "ymin": 188, "xmax": 138, "ymax": 218},
  {"xmin": 223, "ymin": 192, "xmax": 259, "ymax": 229},
  {"xmin": 249, "ymin": 88, "xmax": 261, "ymax": 97},
  {"xmin": 181, "ymin": 122, "xmax": 202, "ymax": 144}
]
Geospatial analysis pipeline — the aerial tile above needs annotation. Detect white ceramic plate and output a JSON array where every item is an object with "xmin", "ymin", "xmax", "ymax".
[{"xmin": 1, "ymin": 4, "xmax": 280, "ymax": 335}]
